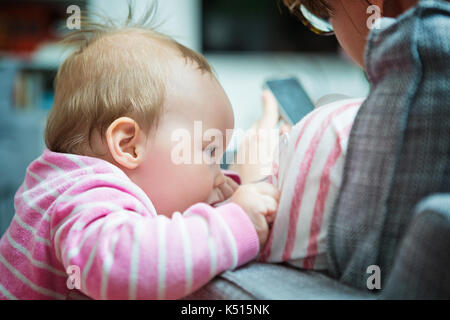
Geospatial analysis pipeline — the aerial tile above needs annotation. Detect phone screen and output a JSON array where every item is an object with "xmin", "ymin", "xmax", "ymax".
[{"xmin": 265, "ymin": 77, "xmax": 315, "ymax": 125}]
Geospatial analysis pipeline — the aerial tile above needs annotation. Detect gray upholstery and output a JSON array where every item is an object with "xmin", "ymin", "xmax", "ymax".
[
  {"xmin": 186, "ymin": 193, "xmax": 450, "ymax": 299},
  {"xmin": 382, "ymin": 194, "xmax": 450, "ymax": 299},
  {"xmin": 186, "ymin": 263, "xmax": 373, "ymax": 300},
  {"xmin": 328, "ymin": 0, "xmax": 450, "ymax": 291}
]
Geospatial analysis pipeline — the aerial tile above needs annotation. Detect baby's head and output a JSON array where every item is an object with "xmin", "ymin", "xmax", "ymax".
[{"xmin": 45, "ymin": 14, "xmax": 234, "ymax": 216}]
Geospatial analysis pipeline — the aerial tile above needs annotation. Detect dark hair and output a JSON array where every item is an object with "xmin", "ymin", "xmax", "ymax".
[{"xmin": 281, "ymin": 0, "xmax": 333, "ymax": 19}]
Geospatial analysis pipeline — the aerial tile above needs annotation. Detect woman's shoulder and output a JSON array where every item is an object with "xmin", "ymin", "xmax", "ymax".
[
  {"xmin": 290, "ymin": 97, "xmax": 365, "ymax": 140},
  {"xmin": 275, "ymin": 97, "xmax": 364, "ymax": 183}
]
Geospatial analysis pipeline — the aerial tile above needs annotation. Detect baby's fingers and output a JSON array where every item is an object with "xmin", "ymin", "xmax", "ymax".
[
  {"xmin": 218, "ymin": 178, "xmax": 235, "ymax": 200},
  {"xmin": 255, "ymin": 182, "xmax": 281, "ymax": 201},
  {"xmin": 225, "ymin": 176, "xmax": 239, "ymax": 192},
  {"xmin": 262, "ymin": 195, "xmax": 278, "ymax": 215},
  {"xmin": 265, "ymin": 212, "xmax": 277, "ymax": 224}
]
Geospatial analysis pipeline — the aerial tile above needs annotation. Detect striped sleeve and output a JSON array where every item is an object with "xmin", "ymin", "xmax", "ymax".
[{"xmin": 51, "ymin": 182, "xmax": 259, "ymax": 300}]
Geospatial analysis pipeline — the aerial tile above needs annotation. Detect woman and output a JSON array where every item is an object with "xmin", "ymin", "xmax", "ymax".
[{"xmin": 228, "ymin": 0, "xmax": 450, "ymax": 298}]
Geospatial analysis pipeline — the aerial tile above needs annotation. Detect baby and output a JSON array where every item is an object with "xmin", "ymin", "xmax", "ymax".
[{"xmin": 0, "ymin": 18, "xmax": 279, "ymax": 299}]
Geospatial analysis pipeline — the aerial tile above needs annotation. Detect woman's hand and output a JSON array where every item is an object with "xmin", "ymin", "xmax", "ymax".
[{"xmin": 230, "ymin": 90, "xmax": 290, "ymax": 184}]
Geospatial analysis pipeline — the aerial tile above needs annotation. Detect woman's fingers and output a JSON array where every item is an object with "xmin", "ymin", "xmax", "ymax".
[
  {"xmin": 280, "ymin": 121, "xmax": 292, "ymax": 135},
  {"xmin": 230, "ymin": 90, "xmax": 282, "ymax": 184},
  {"xmin": 258, "ymin": 90, "xmax": 280, "ymax": 129}
]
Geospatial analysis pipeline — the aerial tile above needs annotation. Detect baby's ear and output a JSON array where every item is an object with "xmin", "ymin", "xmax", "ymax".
[{"xmin": 106, "ymin": 117, "xmax": 146, "ymax": 169}]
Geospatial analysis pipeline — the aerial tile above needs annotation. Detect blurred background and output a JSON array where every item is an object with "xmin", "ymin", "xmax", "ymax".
[{"xmin": 0, "ymin": 0, "xmax": 370, "ymax": 235}]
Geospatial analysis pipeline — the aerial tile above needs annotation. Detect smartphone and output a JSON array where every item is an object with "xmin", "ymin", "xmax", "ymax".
[{"xmin": 264, "ymin": 77, "xmax": 315, "ymax": 125}]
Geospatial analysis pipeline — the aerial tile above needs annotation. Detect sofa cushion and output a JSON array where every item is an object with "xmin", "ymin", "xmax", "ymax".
[{"xmin": 185, "ymin": 262, "xmax": 373, "ymax": 300}]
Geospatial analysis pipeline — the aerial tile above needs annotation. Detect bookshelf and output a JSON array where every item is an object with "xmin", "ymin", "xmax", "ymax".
[
  {"xmin": 0, "ymin": 0, "xmax": 85, "ymax": 111},
  {"xmin": 0, "ymin": 0, "xmax": 85, "ymax": 235}
]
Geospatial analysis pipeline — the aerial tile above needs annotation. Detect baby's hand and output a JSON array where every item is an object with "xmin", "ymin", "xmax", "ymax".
[
  {"xmin": 207, "ymin": 176, "xmax": 239, "ymax": 206},
  {"xmin": 230, "ymin": 182, "xmax": 280, "ymax": 248}
]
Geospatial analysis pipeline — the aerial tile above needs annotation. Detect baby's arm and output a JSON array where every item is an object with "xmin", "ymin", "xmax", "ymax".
[{"xmin": 51, "ymin": 179, "xmax": 259, "ymax": 300}]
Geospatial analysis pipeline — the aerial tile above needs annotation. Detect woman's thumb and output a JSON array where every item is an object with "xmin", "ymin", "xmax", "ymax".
[{"xmin": 259, "ymin": 90, "xmax": 279, "ymax": 129}]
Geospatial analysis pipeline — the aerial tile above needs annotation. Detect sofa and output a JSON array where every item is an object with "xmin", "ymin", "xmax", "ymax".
[{"xmin": 186, "ymin": 194, "xmax": 450, "ymax": 299}]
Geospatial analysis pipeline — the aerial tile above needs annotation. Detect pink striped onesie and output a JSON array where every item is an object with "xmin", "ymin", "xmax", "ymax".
[
  {"xmin": 260, "ymin": 98, "xmax": 363, "ymax": 270},
  {"xmin": 0, "ymin": 150, "xmax": 259, "ymax": 300}
]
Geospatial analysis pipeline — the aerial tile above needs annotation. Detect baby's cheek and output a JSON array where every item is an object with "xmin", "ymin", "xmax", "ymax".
[
  {"xmin": 141, "ymin": 144, "xmax": 215, "ymax": 212},
  {"xmin": 187, "ymin": 164, "xmax": 215, "ymax": 202},
  {"xmin": 166, "ymin": 162, "xmax": 213, "ymax": 208}
]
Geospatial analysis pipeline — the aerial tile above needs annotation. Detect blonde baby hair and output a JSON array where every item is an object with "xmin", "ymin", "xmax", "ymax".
[{"xmin": 45, "ymin": 2, "xmax": 212, "ymax": 155}]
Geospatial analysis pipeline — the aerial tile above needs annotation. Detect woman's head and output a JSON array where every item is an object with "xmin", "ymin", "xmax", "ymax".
[{"xmin": 282, "ymin": 0, "xmax": 418, "ymax": 68}]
